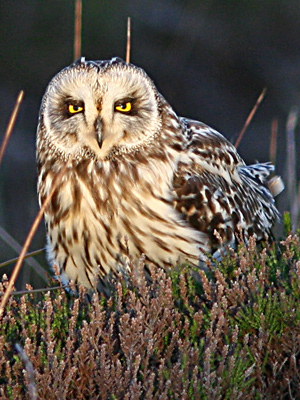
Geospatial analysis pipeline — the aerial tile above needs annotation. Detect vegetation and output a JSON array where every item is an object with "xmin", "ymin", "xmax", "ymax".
[
  {"xmin": 1, "ymin": 3, "xmax": 299, "ymax": 398},
  {"xmin": 0, "ymin": 220, "xmax": 300, "ymax": 399}
]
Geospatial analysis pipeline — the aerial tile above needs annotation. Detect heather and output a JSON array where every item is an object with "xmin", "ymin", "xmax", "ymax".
[
  {"xmin": 1, "ymin": 221, "xmax": 300, "ymax": 399},
  {"xmin": 1, "ymin": 3, "xmax": 300, "ymax": 399}
]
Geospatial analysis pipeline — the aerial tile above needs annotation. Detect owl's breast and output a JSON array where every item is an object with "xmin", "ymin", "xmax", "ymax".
[{"xmin": 40, "ymin": 157, "xmax": 209, "ymax": 288}]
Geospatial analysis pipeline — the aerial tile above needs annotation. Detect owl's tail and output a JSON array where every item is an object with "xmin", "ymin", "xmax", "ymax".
[{"xmin": 239, "ymin": 162, "xmax": 284, "ymax": 198}]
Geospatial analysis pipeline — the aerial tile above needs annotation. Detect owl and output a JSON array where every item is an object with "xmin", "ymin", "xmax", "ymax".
[{"xmin": 37, "ymin": 57, "xmax": 280, "ymax": 289}]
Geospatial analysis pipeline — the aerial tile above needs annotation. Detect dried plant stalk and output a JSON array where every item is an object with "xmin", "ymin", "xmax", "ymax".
[
  {"xmin": 126, "ymin": 17, "xmax": 131, "ymax": 63},
  {"xmin": 0, "ymin": 90, "xmax": 24, "ymax": 166},
  {"xmin": 2, "ymin": 285, "xmax": 67, "ymax": 297},
  {"xmin": 0, "ymin": 248, "xmax": 44, "ymax": 270},
  {"xmin": 74, "ymin": 0, "xmax": 82, "ymax": 60},
  {"xmin": 270, "ymin": 118, "xmax": 278, "ymax": 165},
  {"xmin": 0, "ymin": 226, "xmax": 47, "ymax": 281},
  {"xmin": 235, "ymin": 87, "xmax": 267, "ymax": 148},
  {"xmin": 0, "ymin": 164, "xmax": 69, "ymax": 318},
  {"xmin": 286, "ymin": 108, "xmax": 299, "ymax": 230},
  {"xmin": 15, "ymin": 344, "xmax": 37, "ymax": 400}
]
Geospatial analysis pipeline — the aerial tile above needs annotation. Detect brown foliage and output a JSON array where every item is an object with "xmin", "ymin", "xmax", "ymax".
[{"xmin": 0, "ymin": 235, "xmax": 300, "ymax": 399}]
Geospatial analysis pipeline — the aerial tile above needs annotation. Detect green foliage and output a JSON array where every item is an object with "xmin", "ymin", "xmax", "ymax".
[
  {"xmin": 283, "ymin": 211, "xmax": 293, "ymax": 235},
  {"xmin": 1, "ymin": 233, "xmax": 300, "ymax": 399}
]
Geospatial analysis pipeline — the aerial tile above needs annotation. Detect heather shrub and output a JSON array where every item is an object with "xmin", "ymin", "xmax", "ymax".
[{"xmin": 0, "ymin": 230, "xmax": 300, "ymax": 399}]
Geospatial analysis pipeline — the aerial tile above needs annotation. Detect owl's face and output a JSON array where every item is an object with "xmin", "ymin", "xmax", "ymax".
[{"xmin": 40, "ymin": 58, "xmax": 163, "ymax": 160}]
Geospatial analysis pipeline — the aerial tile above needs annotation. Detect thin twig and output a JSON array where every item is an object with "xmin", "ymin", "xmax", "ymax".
[
  {"xmin": 15, "ymin": 344, "xmax": 37, "ymax": 400},
  {"xmin": 0, "ymin": 248, "xmax": 45, "ymax": 269},
  {"xmin": 74, "ymin": 0, "xmax": 82, "ymax": 60},
  {"xmin": 0, "ymin": 285, "xmax": 69, "ymax": 297},
  {"xmin": 0, "ymin": 164, "xmax": 69, "ymax": 319},
  {"xmin": 0, "ymin": 226, "xmax": 47, "ymax": 281},
  {"xmin": 0, "ymin": 90, "xmax": 24, "ymax": 166},
  {"xmin": 286, "ymin": 108, "xmax": 298, "ymax": 231},
  {"xmin": 235, "ymin": 87, "xmax": 267, "ymax": 148},
  {"xmin": 126, "ymin": 17, "xmax": 131, "ymax": 63},
  {"xmin": 269, "ymin": 118, "xmax": 278, "ymax": 165}
]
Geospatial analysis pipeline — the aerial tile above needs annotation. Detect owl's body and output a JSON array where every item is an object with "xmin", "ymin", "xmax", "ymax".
[{"xmin": 37, "ymin": 57, "xmax": 280, "ymax": 288}]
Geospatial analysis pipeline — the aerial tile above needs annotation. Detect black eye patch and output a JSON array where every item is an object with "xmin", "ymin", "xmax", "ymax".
[
  {"xmin": 114, "ymin": 97, "xmax": 139, "ymax": 116},
  {"xmin": 61, "ymin": 98, "xmax": 85, "ymax": 118}
]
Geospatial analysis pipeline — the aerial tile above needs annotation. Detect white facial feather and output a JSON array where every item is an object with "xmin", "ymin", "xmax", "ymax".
[{"xmin": 41, "ymin": 62, "xmax": 162, "ymax": 161}]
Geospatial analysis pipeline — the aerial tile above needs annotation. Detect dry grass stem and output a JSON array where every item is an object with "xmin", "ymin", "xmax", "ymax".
[
  {"xmin": 286, "ymin": 108, "xmax": 299, "ymax": 230},
  {"xmin": 74, "ymin": 0, "xmax": 82, "ymax": 60},
  {"xmin": 0, "ymin": 285, "xmax": 67, "ymax": 297},
  {"xmin": 0, "ymin": 226, "xmax": 47, "ymax": 281},
  {"xmin": 126, "ymin": 17, "xmax": 131, "ymax": 63},
  {"xmin": 0, "ymin": 164, "xmax": 69, "ymax": 318},
  {"xmin": 235, "ymin": 87, "xmax": 267, "ymax": 148},
  {"xmin": 15, "ymin": 343, "xmax": 37, "ymax": 400},
  {"xmin": 270, "ymin": 118, "xmax": 278, "ymax": 165},
  {"xmin": 0, "ymin": 248, "xmax": 45, "ymax": 270},
  {"xmin": 0, "ymin": 90, "xmax": 24, "ymax": 166}
]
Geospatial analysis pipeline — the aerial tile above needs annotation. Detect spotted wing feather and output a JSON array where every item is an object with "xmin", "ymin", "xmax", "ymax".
[{"xmin": 173, "ymin": 118, "xmax": 279, "ymax": 251}]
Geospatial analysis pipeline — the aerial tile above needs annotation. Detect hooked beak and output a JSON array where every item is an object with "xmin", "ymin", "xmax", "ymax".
[{"xmin": 94, "ymin": 117, "xmax": 103, "ymax": 148}]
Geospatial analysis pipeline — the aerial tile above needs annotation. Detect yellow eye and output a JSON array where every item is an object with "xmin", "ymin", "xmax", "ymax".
[
  {"xmin": 115, "ymin": 102, "xmax": 132, "ymax": 113},
  {"xmin": 68, "ymin": 104, "xmax": 84, "ymax": 114}
]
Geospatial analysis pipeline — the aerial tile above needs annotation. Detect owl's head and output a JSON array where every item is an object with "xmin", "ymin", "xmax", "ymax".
[{"xmin": 39, "ymin": 57, "xmax": 164, "ymax": 160}]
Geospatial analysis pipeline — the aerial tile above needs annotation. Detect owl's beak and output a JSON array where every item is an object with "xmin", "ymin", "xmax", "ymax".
[{"xmin": 94, "ymin": 117, "xmax": 103, "ymax": 148}]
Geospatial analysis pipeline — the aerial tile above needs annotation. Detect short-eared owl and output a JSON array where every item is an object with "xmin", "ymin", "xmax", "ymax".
[{"xmin": 37, "ymin": 57, "xmax": 280, "ymax": 289}]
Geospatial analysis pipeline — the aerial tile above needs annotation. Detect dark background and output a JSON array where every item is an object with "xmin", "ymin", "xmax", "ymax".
[{"xmin": 0, "ymin": 1, "xmax": 299, "ymax": 287}]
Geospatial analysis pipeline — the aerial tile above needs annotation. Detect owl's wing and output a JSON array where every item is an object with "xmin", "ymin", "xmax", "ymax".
[{"xmin": 172, "ymin": 117, "xmax": 279, "ymax": 251}]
